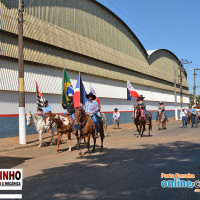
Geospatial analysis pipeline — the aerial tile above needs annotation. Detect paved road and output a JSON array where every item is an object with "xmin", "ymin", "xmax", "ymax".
[{"xmin": 1, "ymin": 122, "xmax": 200, "ymax": 200}]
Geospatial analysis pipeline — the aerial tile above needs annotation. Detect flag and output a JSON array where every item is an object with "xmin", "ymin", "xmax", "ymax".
[
  {"xmin": 74, "ymin": 73, "xmax": 87, "ymax": 107},
  {"xmin": 90, "ymin": 85, "xmax": 100, "ymax": 104},
  {"xmin": 36, "ymin": 82, "xmax": 45, "ymax": 111},
  {"xmin": 62, "ymin": 68, "xmax": 74, "ymax": 104},
  {"xmin": 127, "ymin": 79, "xmax": 139, "ymax": 103}
]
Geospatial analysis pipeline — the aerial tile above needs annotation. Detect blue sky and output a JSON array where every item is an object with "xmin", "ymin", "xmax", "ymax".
[{"xmin": 97, "ymin": 0, "xmax": 200, "ymax": 95}]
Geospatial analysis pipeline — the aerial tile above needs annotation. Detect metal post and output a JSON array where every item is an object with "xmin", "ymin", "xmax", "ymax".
[
  {"xmin": 18, "ymin": 0, "xmax": 26, "ymax": 144},
  {"xmin": 180, "ymin": 62, "xmax": 183, "ymax": 108},
  {"xmin": 174, "ymin": 61, "xmax": 178, "ymax": 120},
  {"xmin": 194, "ymin": 68, "xmax": 196, "ymax": 104}
]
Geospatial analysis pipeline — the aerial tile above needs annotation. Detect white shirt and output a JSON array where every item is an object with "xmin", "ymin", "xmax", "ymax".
[
  {"xmin": 180, "ymin": 110, "xmax": 187, "ymax": 119},
  {"xmin": 113, "ymin": 111, "xmax": 120, "ymax": 120}
]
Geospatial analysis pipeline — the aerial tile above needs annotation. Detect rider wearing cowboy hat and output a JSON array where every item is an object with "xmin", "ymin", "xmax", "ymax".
[
  {"xmin": 83, "ymin": 92, "xmax": 99, "ymax": 138},
  {"xmin": 156, "ymin": 101, "xmax": 168, "ymax": 122},
  {"xmin": 137, "ymin": 95, "xmax": 150, "ymax": 125},
  {"xmin": 61, "ymin": 93, "xmax": 77, "ymax": 133},
  {"xmin": 41, "ymin": 100, "xmax": 52, "ymax": 118},
  {"xmin": 61, "ymin": 93, "xmax": 75, "ymax": 121}
]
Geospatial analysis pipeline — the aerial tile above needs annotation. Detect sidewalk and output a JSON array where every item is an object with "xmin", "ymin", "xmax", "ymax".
[{"xmin": 0, "ymin": 118, "xmax": 178, "ymax": 153}]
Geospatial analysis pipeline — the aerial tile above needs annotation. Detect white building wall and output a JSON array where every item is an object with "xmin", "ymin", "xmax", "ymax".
[{"xmin": 0, "ymin": 58, "xmax": 190, "ymax": 115}]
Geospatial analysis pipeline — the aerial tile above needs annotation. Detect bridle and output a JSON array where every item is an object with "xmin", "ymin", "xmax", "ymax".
[{"xmin": 27, "ymin": 114, "xmax": 32, "ymax": 126}]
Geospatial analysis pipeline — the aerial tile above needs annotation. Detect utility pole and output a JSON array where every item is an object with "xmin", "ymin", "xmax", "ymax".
[
  {"xmin": 174, "ymin": 60, "xmax": 178, "ymax": 120},
  {"xmin": 179, "ymin": 59, "xmax": 192, "ymax": 108},
  {"xmin": 193, "ymin": 68, "xmax": 200, "ymax": 105},
  {"xmin": 179, "ymin": 61, "xmax": 183, "ymax": 108},
  {"xmin": 18, "ymin": 0, "xmax": 26, "ymax": 144}
]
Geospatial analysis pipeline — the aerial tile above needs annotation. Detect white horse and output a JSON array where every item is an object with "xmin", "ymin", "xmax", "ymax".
[{"xmin": 26, "ymin": 111, "xmax": 56, "ymax": 148}]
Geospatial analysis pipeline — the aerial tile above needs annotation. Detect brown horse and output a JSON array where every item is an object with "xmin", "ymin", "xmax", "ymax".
[
  {"xmin": 136, "ymin": 107, "xmax": 146, "ymax": 139},
  {"xmin": 74, "ymin": 108, "xmax": 104, "ymax": 155},
  {"xmin": 157, "ymin": 110, "xmax": 166, "ymax": 130},
  {"xmin": 133, "ymin": 106, "xmax": 152, "ymax": 137},
  {"xmin": 45, "ymin": 113, "xmax": 73, "ymax": 152},
  {"xmin": 187, "ymin": 111, "xmax": 191, "ymax": 124}
]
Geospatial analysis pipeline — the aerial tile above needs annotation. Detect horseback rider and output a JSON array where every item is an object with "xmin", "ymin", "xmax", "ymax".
[
  {"xmin": 61, "ymin": 93, "xmax": 75, "ymax": 121},
  {"xmin": 156, "ymin": 101, "xmax": 168, "ymax": 122},
  {"xmin": 95, "ymin": 97, "xmax": 101, "ymax": 118},
  {"xmin": 39, "ymin": 100, "xmax": 53, "ymax": 134},
  {"xmin": 83, "ymin": 92, "xmax": 100, "ymax": 138},
  {"xmin": 41, "ymin": 100, "xmax": 52, "ymax": 119},
  {"xmin": 137, "ymin": 95, "xmax": 150, "ymax": 125},
  {"xmin": 61, "ymin": 93, "xmax": 77, "ymax": 133}
]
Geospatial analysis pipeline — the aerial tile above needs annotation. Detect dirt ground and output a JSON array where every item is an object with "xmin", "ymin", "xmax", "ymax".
[{"xmin": 0, "ymin": 120, "xmax": 200, "ymax": 200}]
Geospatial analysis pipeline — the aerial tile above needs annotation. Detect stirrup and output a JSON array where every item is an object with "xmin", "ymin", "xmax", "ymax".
[{"xmin": 95, "ymin": 132, "xmax": 99, "ymax": 138}]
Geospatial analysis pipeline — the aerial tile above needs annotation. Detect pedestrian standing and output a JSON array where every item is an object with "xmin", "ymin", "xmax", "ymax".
[
  {"xmin": 191, "ymin": 105, "xmax": 199, "ymax": 128},
  {"xmin": 113, "ymin": 108, "xmax": 120, "ymax": 129},
  {"xmin": 180, "ymin": 107, "xmax": 187, "ymax": 128}
]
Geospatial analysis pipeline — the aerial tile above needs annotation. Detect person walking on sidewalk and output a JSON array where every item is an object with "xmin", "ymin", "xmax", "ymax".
[
  {"xmin": 180, "ymin": 107, "xmax": 187, "ymax": 128},
  {"xmin": 113, "ymin": 108, "xmax": 120, "ymax": 129},
  {"xmin": 191, "ymin": 105, "xmax": 199, "ymax": 128}
]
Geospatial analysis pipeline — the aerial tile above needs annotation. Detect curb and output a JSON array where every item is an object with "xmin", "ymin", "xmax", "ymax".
[
  {"xmin": 0, "ymin": 121, "xmax": 178, "ymax": 153},
  {"xmin": 0, "ymin": 143, "xmax": 38, "ymax": 153}
]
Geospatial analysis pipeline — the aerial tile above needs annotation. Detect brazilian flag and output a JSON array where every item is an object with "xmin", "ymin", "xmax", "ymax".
[{"xmin": 62, "ymin": 68, "xmax": 74, "ymax": 104}]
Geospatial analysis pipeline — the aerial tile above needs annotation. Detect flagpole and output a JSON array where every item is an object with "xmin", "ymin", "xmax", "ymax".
[
  {"xmin": 60, "ymin": 66, "xmax": 65, "ymax": 114},
  {"xmin": 79, "ymin": 71, "xmax": 80, "ymax": 107},
  {"xmin": 35, "ymin": 81, "xmax": 37, "ymax": 113}
]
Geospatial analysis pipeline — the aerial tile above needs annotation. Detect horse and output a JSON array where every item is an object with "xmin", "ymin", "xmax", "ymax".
[
  {"xmin": 136, "ymin": 107, "xmax": 146, "ymax": 139},
  {"xmin": 133, "ymin": 107, "xmax": 152, "ymax": 138},
  {"xmin": 26, "ymin": 111, "xmax": 56, "ymax": 148},
  {"xmin": 101, "ymin": 113, "xmax": 107, "ymax": 136},
  {"xmin": 74, "ymin": 108, "xmax": 104, "ymax": 155},
  {"xmin": 157, "ymin": 110, "xmax": 166, "ymax": 130},
  {"xmin": 187, "ymin": 110, "xmax": 191, "ymax": 124},
  {"xmin": 147, "ymin": 111, "xmax": 152, "ymax": 135},
  {"xmin": 45, "ymin": 113, "xmax": 73, "ymax": 152}
]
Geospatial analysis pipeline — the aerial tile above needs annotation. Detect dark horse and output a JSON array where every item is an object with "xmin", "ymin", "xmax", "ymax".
[
  {"xmin": 187, "ymin": 110, "xmax": 191, "ymax": 124},
  {"xmin": 74, "ymin": 108, "xmax": 104, "ymax": 155},
  {"xmin": 133, "ymin": 106, "xmax": 152, "ymax": 138}
]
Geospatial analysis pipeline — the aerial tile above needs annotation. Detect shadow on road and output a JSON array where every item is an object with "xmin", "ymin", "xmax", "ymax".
[
  {"xmin": 23, "ymin": 141, "xmax": 200, "ymax": 200},
  {"xmin": 0, "ymin": 156, "xmax": 33, "ymax": 168}
]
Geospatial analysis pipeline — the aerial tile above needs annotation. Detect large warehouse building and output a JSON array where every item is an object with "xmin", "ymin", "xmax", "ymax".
[{"xmin": 0, "ymin": 0, "xmax": 189, "ymax": 138}]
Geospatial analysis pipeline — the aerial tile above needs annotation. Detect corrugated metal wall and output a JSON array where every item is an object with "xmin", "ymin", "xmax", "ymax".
[
  {"xmin": 0, "ymin": 0, "xmax": 189, "ymax": 94},
  {"xmin": 0, "ymin": 58, "xmax": 189, "ymax": 104}
]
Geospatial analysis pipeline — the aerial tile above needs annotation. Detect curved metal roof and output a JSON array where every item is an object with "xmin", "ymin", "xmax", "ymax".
[{"xmin": 93, "ymin": 0, "xmax": 148, "ymax": 57}]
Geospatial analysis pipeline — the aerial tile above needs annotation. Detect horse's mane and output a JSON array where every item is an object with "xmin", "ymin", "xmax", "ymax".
[{"xmin": 33, "ymin": 113, "xmax": 43, "ymax": 120}]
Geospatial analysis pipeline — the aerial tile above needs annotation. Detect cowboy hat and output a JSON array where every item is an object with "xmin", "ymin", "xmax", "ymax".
[
  {"xmin": 114, "ymin": 108, "xmax": 118, "ymax": 111},
  {"xmin": 86, "ymin": 92, "xmax": 96, "ymax": 100},
  {"xmin": 182, "ymin": 107, "xmax": 185, "ymax": 110},
  {"xmin": 68, "ymin": 93, "xmax": 74, "ymax": 97},
  {"xmin": 139, "ymin": 95, "xmax": 145, "ymax": 99},
  {"xmin": 159, "ymin": 101, "xmax": 163, "ymax": 104},
  {"xmin": 192, "ymin": 104, "xmax": 196, "ymax": 108}
]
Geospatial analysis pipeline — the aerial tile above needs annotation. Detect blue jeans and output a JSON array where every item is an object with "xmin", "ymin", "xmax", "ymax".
[
  {"xmin": 142, "ymin": 108, "xmax": 149, "ymax": 121},
  {"xmin": 182, "ymin": 116, "xmax": 187, "ymax": 127},
  {"xmin": 192, "ymin": 115, "xmax": 197, "ymax": 127},
  {"xmin": 92, "ymin": 114, "xmax": 99, "ymax": 133},
  {"xmin": 156, "ymin": 111, "xmax": 168, "ymax": 121}
]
